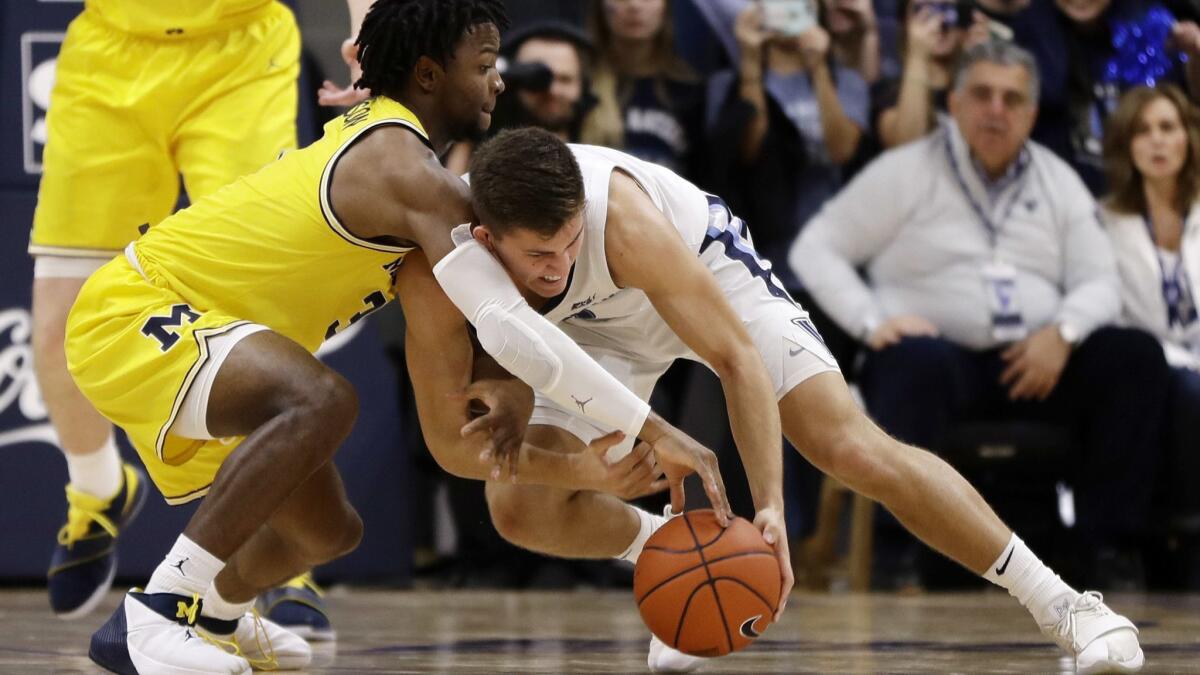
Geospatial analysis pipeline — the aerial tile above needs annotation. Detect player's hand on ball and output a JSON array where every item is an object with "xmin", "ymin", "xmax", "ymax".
[
  {"xmin": 646, "ymin": 429, "xmax": 733, "ymax": 526},
  {"xmin": 456, "ymin": 378, "xmax": 534, "ymax": 481},
  {"xmin": 753, "ymin": 505, "xmax": 793, "ymax": 621},
  {"xmin": 578, "ymin": 436, "xmax": 669, "ymax": 500}
]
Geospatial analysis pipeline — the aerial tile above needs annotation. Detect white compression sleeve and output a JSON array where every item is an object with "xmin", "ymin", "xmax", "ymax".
[{"xmin": 432, "ymin": 236, "xmax": 651, "ymax": 437}]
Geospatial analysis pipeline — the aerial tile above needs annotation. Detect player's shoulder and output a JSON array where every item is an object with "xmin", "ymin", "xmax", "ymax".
[
  {"xmin": 347, "ymin": 127, "xmax": 468, "ymax": 206},
  {"xmin": 605, "ymin": 169, "xmax": 649, "ymax": 220},
  {"xmin": 604, "ymin": 169, "xmax": 673, "ymax": 254}
]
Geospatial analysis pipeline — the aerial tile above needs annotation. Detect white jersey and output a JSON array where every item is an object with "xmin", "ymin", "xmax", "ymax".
[
  {"xmin": 540, "ymin": 144, "xmax": 786, "ymax": 365},
  {"xmin": 490, "ymin": 144, "xmax": 839, "ymax": 458}
]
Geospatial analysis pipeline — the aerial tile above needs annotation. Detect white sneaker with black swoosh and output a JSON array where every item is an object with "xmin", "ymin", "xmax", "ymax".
[{"xmin": 1041, "ymin": 591, "xmax": 1144, "ymax": 673}]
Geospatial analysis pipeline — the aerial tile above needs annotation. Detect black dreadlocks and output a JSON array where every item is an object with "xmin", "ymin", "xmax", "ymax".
[{"xmin": 355, "ymin": 0, "xmax": 509, "ymax": 97}]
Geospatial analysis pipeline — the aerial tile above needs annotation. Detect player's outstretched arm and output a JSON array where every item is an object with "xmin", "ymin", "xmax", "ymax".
[
  {"xmin": 605, "ymin": 171, "xmax": 792, "ymax": 614},
  {"xmin": 395, "ymin": 251, "xmax": 657, "ymax": 493}
]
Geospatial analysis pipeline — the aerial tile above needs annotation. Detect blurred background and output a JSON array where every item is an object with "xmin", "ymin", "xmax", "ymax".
[{"xmin": 4, "ymin": 0, "xmax": 1200, "ymax": 597}]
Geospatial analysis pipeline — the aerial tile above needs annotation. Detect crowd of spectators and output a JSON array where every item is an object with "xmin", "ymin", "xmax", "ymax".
[{"xmin": 404, "ymin": 0, "xmax": 1200, "ymax": 592}]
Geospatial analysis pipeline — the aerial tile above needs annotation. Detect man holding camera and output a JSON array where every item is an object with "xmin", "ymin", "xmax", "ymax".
[{"xmin": 445, "ymin": 21, "xmax": 595, "ymax": 174}]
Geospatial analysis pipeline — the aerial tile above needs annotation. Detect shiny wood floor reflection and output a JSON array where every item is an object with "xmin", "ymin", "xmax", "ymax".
[{"xmin": 2, "ymin": 589, "xmax": 1198, "ymax": 673}]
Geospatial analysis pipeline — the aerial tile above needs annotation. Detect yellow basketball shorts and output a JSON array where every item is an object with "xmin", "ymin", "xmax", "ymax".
[
  {"xmin": 66, "ymin": 255, "xmax": 249, "ymax": 504},
  {"xmin": 30, "ymin": 1, "xmax": 299, "ymax": 259}
]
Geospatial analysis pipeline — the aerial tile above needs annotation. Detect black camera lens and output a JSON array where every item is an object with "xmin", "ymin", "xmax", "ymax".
[{"xmin": 499, "ymin": 60, "xmax": 553, "ymax": 93}]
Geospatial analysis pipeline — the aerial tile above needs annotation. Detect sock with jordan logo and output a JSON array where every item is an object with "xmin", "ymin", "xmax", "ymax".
[
  {"xmin": 983, "ymin": 533, "xmax": 1078, "ymax": 627},
  {"xmin": 615, "ymin": 506, "xmax": 668, "ymax": 564},
  {"xmin": 145, "ymin": 534, "xmax": 225, "ymax": 598}
]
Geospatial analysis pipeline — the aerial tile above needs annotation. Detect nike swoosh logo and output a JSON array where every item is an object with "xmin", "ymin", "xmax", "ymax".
[
  {"xmin": 995, "ymin": 545, "xmax": 1015, "ymax": 575},
  {"xmin": 739, "ymin": 615, "xmax": 763, "ymax": 639},
  {"xmin": 788, "ymin": 347, "xmax": 804, "ymax": 357}
]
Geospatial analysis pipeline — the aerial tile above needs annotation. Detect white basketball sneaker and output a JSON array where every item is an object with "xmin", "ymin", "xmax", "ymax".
[
  {"xmin": 647, "ymin": 634, "xmax": 708, "ymax": 673},
  {"xmin": 1041, "ymin": 591, "xmax": 1144, "ymax": 673},
  {"xmin": 90, "ymin": 590, "xmax": 252, "ymax": 674},
  {"xmin": 197, "ymin": 611, "xmax": 313, "ymax": 671}
]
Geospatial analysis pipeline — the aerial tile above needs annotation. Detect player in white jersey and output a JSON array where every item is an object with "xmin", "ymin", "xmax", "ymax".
[{"xmin": 446, "ymin": 128, "xmax": 1144, "ymax": 674}]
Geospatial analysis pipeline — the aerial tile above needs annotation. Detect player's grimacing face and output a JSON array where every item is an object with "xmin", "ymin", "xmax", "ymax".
[
  {"xmin": 483, "ymin": 214, "xmax": 585, "ymax": 299},
  {"xmin": 444, "ymin": 23, "xmax": 505, "ymax": 139}
]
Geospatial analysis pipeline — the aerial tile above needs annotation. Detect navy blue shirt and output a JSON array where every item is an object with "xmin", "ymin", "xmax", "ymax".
[{"xmin": 621, "ymin": 77, "xmax": 704, "ymax": 179}]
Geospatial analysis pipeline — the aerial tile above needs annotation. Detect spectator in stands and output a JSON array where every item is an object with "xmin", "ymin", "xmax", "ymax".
[
  {"xmin": 498, "ymin": 23, "xmax": 595, "ymax": 141},
  {"xmin": 582, "ymin": 0, "xmax": 705, "ymax": 177},
  {"xmin": 1100, "ymin": 85, "xmax": 1200, "ymax": 586},
  {"xmin": 444, "ymin": 21, "xmax": 595, "ymax": 173},
  {"xmin": 973, "ymin": 0, "xmax": 1032, "ymax": 39},
  {"xmin": 875, "ymin": 0, "xmax": 991, "ymax": 148},
  {"xmin": 821, "ymin": 0, "xmax": 884, "ymax": 83},
  {"xmin": 1025, "ymin": 0, "xmax": 1200, "ymax": 194},
  {"xmin": 979, "ymin": 0, "xmax": 1030, "ymax": 12},
  {"xmin": 792, "ymin": 41, "xmax": 1170, "ymax": 586},
  {"xmin": 704, "ymin": 1, "xmax": 869, "ymax": 289}
]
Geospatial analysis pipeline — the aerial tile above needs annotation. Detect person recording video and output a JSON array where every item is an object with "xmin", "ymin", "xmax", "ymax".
[
  {"xmin": 874, "ymin": 0, "xmax": 993, "ymax": 148},
  {"xmin": 444, "ymin": 21, "xmax": 595, "ymax": 173}
]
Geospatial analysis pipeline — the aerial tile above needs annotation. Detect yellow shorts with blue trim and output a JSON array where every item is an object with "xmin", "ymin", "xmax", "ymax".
[
  {"xmin": 29, "ymin": 1, "xmax": 299, "ymax": 259},
  {"xmin": 66, "ymin": 255, "xmax": 248, "ymax": 504}
]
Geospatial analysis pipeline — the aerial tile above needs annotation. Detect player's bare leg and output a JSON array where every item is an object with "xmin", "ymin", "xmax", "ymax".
[
  {"xmin": 485, "ymin": 425, "xmax": 653, "ymax": 560},
  {"xmin": 781, "ymin": 372, "xmax": 1142, "ymax": 673},
  {"xmin": 91, "ymin": 331, "xmax": 362, "ymax": 673},
  {"xmin": 181, "ymin": 331, "xmax": 360, "ymax": 563},
  {"xmin": 780, "ymin": 373, "xmax": 1009, "ymax": 570},
  {"xmin": 34, "ymin": 275, "xmax": 144, "ymax": 618},
  {"xmin": 32, "ymin": 278, "xmax": 114, "ymax": 457},
  {"xmin": 213, "ymin": 464, "xmax": 362, "ymax": 601}
]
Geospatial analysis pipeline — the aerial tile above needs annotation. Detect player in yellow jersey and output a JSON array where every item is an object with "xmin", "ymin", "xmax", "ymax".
[
  {"xmin": 29, "ymin": 0, "xmax": 300, "ymax": 621},
  {"xmin": 65, "ymin": 2, "xmax": 506, "ymax": 672},
  {"xmin": 69, "ymin": 0, "xmax": 733, "ymax": 670}
]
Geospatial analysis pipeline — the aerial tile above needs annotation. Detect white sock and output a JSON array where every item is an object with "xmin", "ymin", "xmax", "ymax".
[
  {"xmin": 145, "ymin": 535, "xmax": 225, "ymax": 598},
  {"xmin": 201, "ymin": 583, "xmax": 254, "ymax": 626},
  {"xmin": 63, "ymin": 433, "xmax": 123, "ymax": 500},
  {"xmin": 983, "ymin": 533, "xmax": 1078, "ymax": 628},
  {"xmin": 615, "ymin": 506, "xmax": 667, "ymax": 564}
]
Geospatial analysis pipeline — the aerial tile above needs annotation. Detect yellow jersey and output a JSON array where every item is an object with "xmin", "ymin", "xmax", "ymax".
[
  {"xmin": 130, "ymin": 96, "xmax": 426, "ymax": 353},
  {"xmin": 84, "ymin": 0, "xmax": 274, "ymax": 37}
]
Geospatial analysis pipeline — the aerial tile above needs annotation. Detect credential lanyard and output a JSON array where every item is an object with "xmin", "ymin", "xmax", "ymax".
[
  {"xmin": 1142, "ymin": 214, "xmax": 1197, "ymax": 330},
  {"xmin": 944, "ymin": 136, "xmax": 1029, "ymax": 253}
]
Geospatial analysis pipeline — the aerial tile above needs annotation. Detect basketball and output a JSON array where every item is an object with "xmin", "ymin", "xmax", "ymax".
[{"xmin": 633, "ymin": 509, "xmax": 782, "ymax": 657}]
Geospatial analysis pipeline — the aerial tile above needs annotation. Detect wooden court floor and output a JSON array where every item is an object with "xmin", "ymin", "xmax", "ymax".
[{"xmin": 1, "ymin": 589, "xmax": 1198, "ymax": 673}]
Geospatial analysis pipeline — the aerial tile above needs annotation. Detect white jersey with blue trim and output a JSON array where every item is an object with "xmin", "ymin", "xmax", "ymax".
[{"xmin": 538, "ymin": 144, "xmax": 792, "ymax": 364}]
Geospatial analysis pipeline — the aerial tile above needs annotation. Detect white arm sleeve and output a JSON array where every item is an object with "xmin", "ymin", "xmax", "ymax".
[{"xmin": 432, "ymin": 235, "xmax": 651, "ymax": 437}]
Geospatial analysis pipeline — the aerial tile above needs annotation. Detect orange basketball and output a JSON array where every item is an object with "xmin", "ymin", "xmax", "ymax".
[{"xmin": 633, "ymin": 509, "xmax": 781, "ymax": 657}]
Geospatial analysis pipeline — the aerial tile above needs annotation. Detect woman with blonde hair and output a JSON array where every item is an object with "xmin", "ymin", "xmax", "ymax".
[
  {"xmin": 1101, "ymin": 84, "xmax": 1200, "ymax": 587},
  {"xmin": 582, "ymin": 0, "xmax": 704, "ymax": 177}
]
